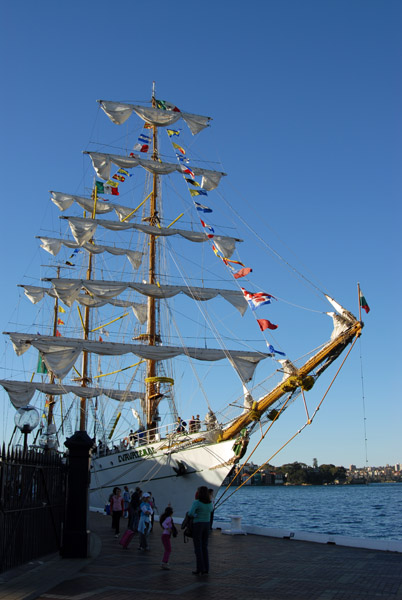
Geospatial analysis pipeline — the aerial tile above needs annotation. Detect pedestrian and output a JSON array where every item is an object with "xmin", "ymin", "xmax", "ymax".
[
  {"xmin": 128, "ymin": 486, "xmax": 142, "ymax": 531},
  {"xmin": 188, "ymin": 485, "xmax": 213, "ymax": 575},
  {"xmin": 176, "ymin": 416, "xmax": 186, "ymax": 433},
  {"xmin": 110, "ymin": 487, "xmax": 124, "ymax": 537},
  {"xmin": 189, "ymin": 415, "xmax": 195, "ymax": 433},
  {"xmin": 138, "ymin": 492, "xmax": 153, "ymax": 551},
  {"xmin": 122, "ymin": 485, "xmax": 130, "ymax": 518},
  {"xmin": 195, "ymin": 414, "xmax": 201, "ymax": 431},
  {"xmin": 107, "ymin": 487, "xmax": 117, "ymax": 523},
  {"xmin": 148, "ymin": 491, "xmax": 156, "ymax": 531},
  {"xmin": 160, "ymin": 506, "xmax": 176, "ymax": 569}
]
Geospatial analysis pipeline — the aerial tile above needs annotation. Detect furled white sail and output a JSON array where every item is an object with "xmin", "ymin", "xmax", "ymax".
[
  {"xmin": 50, "ymin": 191, "xmax": 136, "ymax": 222},
  {"xmin": 131, "ymin": 303, "xmax": 148, "ymax": 325},
  {"xmin": 327, "ymin": 312, "xmax": 353, "ymax": 340},
  {"xmin": 20, "ymin": 285, "xmax": 147, "ymax": 312},
  {"xmin": 68, "ymin": 218, "xmax": 97, "ymax": 246},
  {"xmin": 325, "ymin": 295, "xmax": 356, "ymax": 323},
  {"xmin": 85, "ymin": 151, "xmax": 226, "ymax": 191},
  {"xmin": 6, "ymin": 333, "xmax": 271, "ymax": 382},
  {"xmin": 0, "ymin": 380, "xmax": 146, "ymax": 409},
  {"xmin": 38, "ymin": 237, "xmax": 144, "ymax": 270},
  {"xmin": 99, "ymin": 101, "xmax": 212, "ymax": 135},
  {"xmin": 42, "ymin": 278, "xmax": 248, "ymax": 315},
  {"xmin": 63, "ymin": 216, "xmax": 240, "ymax": 258},
  {"xmin": 21, "ymin": 285, "xmax": 55, "ymax": 304}
]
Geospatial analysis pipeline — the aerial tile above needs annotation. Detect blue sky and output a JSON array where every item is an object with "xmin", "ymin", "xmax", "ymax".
[{"xmin": 0, "ymin": 0, "xmax": 401, "ymax": 468}]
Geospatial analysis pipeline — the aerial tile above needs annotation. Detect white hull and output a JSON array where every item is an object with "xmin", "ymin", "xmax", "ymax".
[{"xmin": 90, "ymin": 434, "xmax": 237, "ymax": 516}]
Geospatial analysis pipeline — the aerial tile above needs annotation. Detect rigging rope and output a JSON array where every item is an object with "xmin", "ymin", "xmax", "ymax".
[
  {"xmin": 215, "ymin": 334, "xmax": 360, "ymax": 510},
  {"xmin": 221, "ymin": 183, "xmax": 331, "ymax": 301}
]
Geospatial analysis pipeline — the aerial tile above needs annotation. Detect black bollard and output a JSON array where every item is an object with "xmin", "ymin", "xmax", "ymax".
[{"xmin": 60, "ymin": 430, "xmax": 94, "ymax": 558}]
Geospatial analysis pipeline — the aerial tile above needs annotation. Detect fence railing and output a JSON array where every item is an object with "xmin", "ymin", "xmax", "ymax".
[{"xmin": 0, "ymin": 444, "xmax": 66, "ymax": 573}]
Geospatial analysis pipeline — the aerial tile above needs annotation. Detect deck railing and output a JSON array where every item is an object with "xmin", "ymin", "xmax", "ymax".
[{"xmin": 94, "ymin": 415, "xmax": 222, "ymax": 456}]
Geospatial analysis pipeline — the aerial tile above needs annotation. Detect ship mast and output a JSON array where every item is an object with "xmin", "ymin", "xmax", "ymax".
[
  {"xmin": 78, "ymin": 192, "xmax": 97, "ymax": 431},
  {"xmin": 145, "ymin": 83, "xmax": 159, "ymax": 433},
  {"xmin": 46, "ymin": 265, "xmax": 60, "ymax": 428}
]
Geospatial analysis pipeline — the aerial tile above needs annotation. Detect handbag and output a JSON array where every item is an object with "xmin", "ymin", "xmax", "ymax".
[{"xmin": 181, "ymin": 512, "xmax": 194, "ymax": 540}]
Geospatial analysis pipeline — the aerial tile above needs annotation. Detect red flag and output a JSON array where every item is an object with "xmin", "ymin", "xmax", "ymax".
[
  {"xmin": 56, "ymin": 330, "xmax": 62, "ymax": 337},
  {"xmin": 233, "ymin": 267, "xmax": 252, "ymax": 279},
  {"xmin": 57, "ymin": 318, "xmax": 64, "ymax": 325},
  {"xmin": 257, "ymin": 319, "xmax": 278, "ymax": 331}
]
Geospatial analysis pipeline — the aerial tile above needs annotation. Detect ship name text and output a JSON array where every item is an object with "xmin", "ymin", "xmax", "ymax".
[{"xmin": 118, "ymin": 447, "xmax": 155, "ymax": 463}]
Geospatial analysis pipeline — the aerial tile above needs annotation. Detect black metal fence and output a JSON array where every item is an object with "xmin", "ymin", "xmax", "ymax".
[{"xmin": 0, "ymin": 444, "xmax": 66, "ymax": 573}]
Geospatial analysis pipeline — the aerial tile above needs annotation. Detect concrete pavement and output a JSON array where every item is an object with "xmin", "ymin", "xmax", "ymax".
[{"xmin": 1, "ymin": 511, "xmax": 402, "ymax": 600}]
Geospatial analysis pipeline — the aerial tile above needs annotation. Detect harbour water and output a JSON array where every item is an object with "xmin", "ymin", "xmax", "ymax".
[{"xmin": 214, "ymin": 482, "xmax": 402, "ymax": 540}]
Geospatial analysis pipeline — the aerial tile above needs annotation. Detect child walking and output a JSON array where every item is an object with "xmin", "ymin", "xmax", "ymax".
[
  {"xmin": 138, "ymin": 492, "xmax": 153, "ymax": 551},
  {"xmin": 160, "ymin": 506, "xmax": 175, "ymax": 569}
]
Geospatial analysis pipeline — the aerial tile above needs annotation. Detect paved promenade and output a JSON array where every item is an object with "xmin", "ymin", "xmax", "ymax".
[{"xmin": 1, "ymin": 511, "xmax": 402, "ymax": 600}]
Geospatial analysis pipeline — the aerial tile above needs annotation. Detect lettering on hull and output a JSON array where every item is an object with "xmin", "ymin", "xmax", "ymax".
[{"xmin": 118, "ymin": 447, "xmax": 155, "ymax": 463}]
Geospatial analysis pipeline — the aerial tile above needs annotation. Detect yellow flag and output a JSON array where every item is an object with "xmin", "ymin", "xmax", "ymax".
[
  {"xmin": 172, "ymin": 142, "xmax": 185, "ymax": 155},
  {"xmin": 58, "ymin": 306, "xmax": 66, "ymax": 313}
]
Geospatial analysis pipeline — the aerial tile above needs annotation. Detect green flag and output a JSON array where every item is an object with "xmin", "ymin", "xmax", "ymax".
[{"xmin": 37, "ymin": 353, "xmax": 48, "ymax": 374}]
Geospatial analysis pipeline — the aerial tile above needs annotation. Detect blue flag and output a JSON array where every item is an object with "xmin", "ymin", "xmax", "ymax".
[
  {"xmin": 268, "ymin": 344, "xmax": 286, "ymax": 356},
  {"xmin": 194, "ymin": 201, "xmax": 212, "ymax": 213}
]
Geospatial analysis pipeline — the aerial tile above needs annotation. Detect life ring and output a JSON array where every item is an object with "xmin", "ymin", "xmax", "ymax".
[{"xmin": 122, "ymin": 437, "xmax": 130, "ymax": 448}]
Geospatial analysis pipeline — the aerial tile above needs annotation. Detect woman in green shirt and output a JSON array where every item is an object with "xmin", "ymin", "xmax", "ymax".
[{"xmin": 188, "ymin": 486, "xmax": 213, "ymax": 575}]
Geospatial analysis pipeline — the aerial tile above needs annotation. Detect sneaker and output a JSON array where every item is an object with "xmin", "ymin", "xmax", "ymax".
[
  {"xmin": 161, "ymin": 563, "xmax": 170, "ymax": 570},
  {"xmin": 115, "ymin": 534, "xmax": 119, "ymax": 538}
]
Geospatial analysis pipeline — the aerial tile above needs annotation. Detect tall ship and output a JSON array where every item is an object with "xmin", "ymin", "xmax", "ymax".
[{"xmin": 1, "ymin": 87, "xmax": 364, "ymax": 515}]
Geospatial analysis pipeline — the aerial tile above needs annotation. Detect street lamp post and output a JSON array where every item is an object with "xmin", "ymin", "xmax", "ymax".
[{"xmin": 14, "ymin": 406, "xmax": 40, "ymax": 454}]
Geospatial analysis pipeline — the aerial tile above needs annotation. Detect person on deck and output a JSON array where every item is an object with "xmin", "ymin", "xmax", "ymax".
[
  {"xmin": 205, "ymin": 410, "xmax": 217, "ymax": 431},
  {"xmin": 136, "ymin": 425, "xmax": 146, "ymax": 445},
  {"xmin": 188, "ymin": 485, "xmax": 213, "ymax": 575},
  {"xmin": 189, "ymin": 416, "xmax": 195, "ymax": 432},
  {"xmin": 176, "ymin": 417, "xmax": 187, "ymax": 433}
]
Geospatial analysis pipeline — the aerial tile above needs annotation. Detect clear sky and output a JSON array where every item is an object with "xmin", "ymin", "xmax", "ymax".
[{"xmin": 0, "ymin": 0, "xmax": 401, "ymax": 468}]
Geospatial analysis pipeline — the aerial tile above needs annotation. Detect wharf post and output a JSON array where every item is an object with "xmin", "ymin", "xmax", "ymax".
[{"xmin": 60, "ymin": 430, "xmax": 93, "ymax": 558}]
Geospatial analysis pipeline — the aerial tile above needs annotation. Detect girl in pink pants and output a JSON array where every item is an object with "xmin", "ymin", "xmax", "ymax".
[{"xmin": 160, "ymin": 506, "xmax": 175, "ymax": 569}]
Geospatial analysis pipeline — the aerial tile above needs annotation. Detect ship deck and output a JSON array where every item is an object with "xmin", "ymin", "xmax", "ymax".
[{"xmin": 1, "ymin": 511, "xmax": 402, "ymax": 600}]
